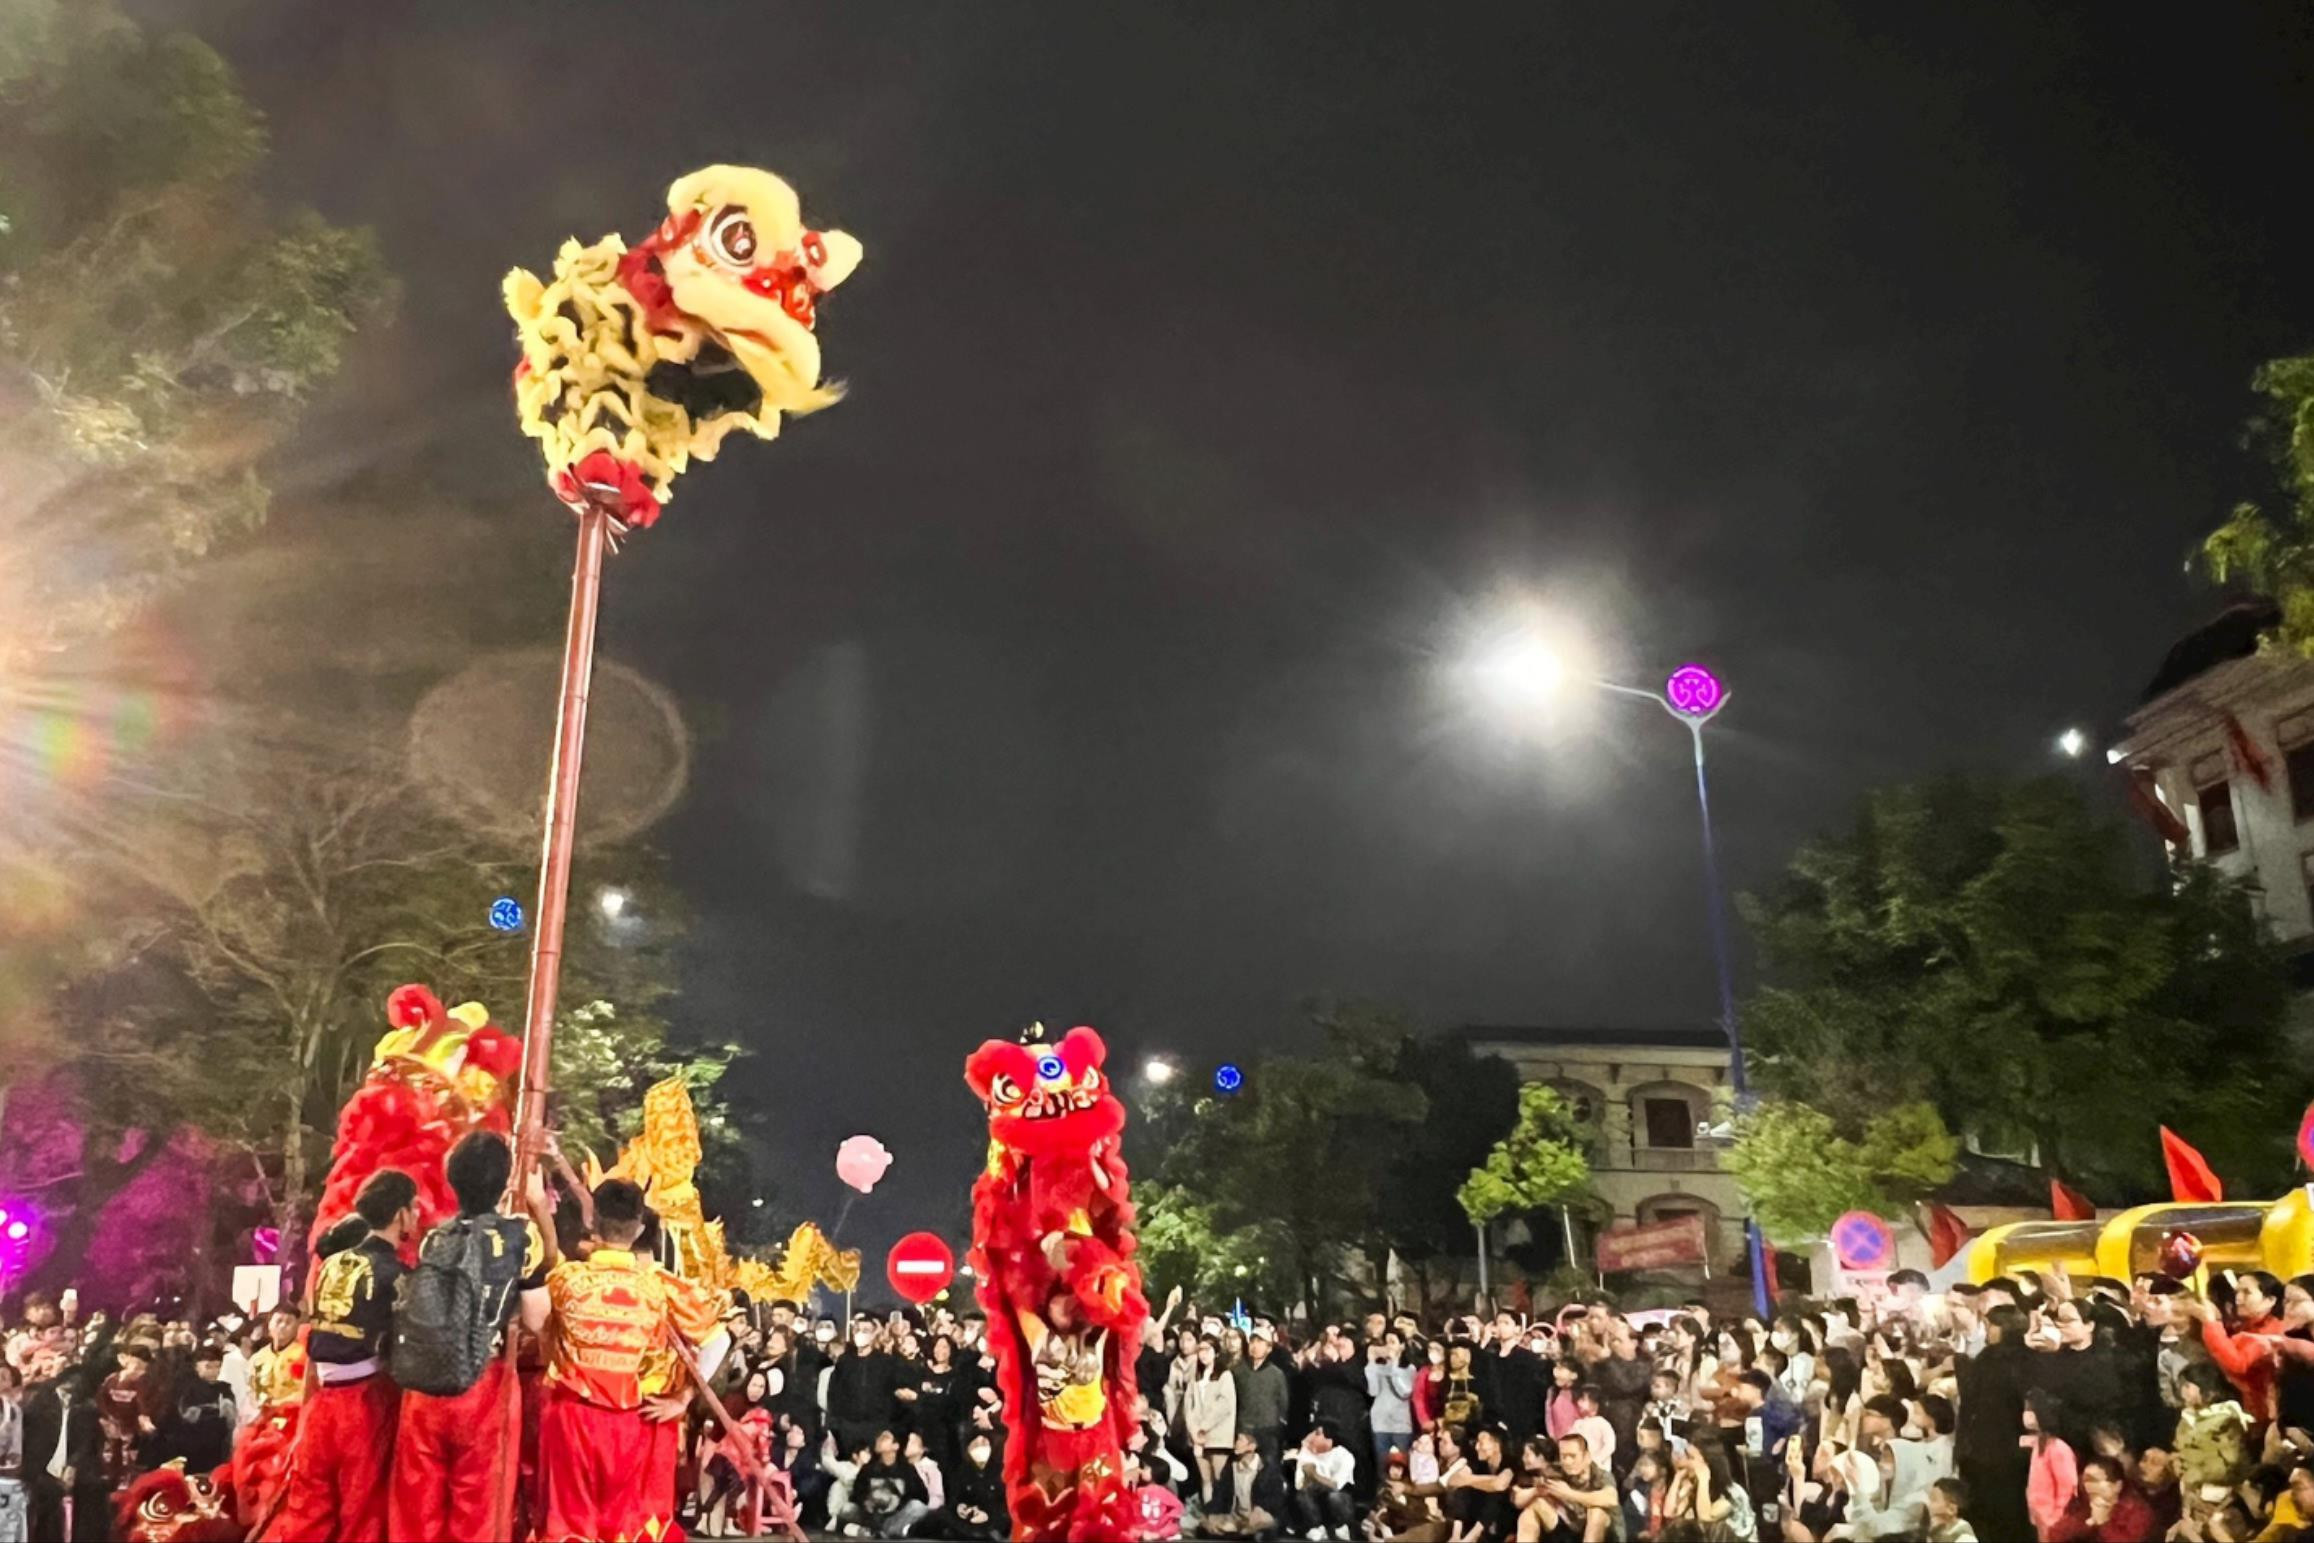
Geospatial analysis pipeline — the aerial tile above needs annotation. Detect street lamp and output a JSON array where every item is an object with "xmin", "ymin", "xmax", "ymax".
[
  {"xmin": 2056, "ymin": 727, "xmax": 2088, "ymax": 760},
  {"xmin": 598, "ymin": 887, "xmax": 630, "ymax": 920},
  {"xmin": 1465, "ymin": 628, "xmax": 1771, "ymax": 1316},
  {"xmin": 1143, "ymin": 1056, "xmax": 1178, "ymax": 1088}
]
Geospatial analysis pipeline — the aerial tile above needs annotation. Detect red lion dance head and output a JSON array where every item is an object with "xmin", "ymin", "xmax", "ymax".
[
  {"xmin": 117, "ymin": 1464, "xmax": 241, "ymax": 1543},
  {"xmin": 307, "ymin": 984, "xmax": 521, "ymax": 1263},
  {"xmin": 964, "ymin": 1024, "xmax": 1148, "ymax": 1542}
]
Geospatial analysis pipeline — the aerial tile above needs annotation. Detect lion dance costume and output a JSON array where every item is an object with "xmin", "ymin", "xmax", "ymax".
[
  {"xmin": 209, "ymin": 986, "xmax": 520, "ymax": 1536},
  {"xmin": 505, "ymin": 163, "xmax": 862, "ymax": 532},
  {"xmin": 116, "ymin": 1465, "xmax": 244, "ymax": 1543},
  {"xmin": 307, "ymin": 983, "xmax": 521, "ymax": 1259},
  {"xmin": 965, "ymin": 1025, "xmax": 1149, "ymax": 1542}
]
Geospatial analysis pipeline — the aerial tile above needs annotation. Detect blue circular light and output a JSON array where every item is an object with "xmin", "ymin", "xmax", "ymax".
[
  {"xmin": 489, "ymin": 896, "xmax": 525, "ymax": 933},
  {"xmin": 1036, "ymin": 1054, "xmax": 1065, "ymax": 1083},
  {"xmin": 1214, "ymin": 1063, "xmax": 1243, "ymax": 1094}
]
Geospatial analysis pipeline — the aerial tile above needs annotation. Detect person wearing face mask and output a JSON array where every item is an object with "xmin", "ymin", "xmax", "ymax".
[
  {"xmin": 1769, "ymin": 1315, "xmax": 1816, "ymax": 1405},
  {"xmin": 1483, "ymin": 1311, "xmax": 1544, "ymax": 1453},
  {"xmin": 820, "ymin": 1318, "xmax": 901, "ymax": 1464}
]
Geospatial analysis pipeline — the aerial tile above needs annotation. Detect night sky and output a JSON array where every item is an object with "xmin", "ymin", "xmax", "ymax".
[{"xmin": 132, "ymin": 1, "xmax": 2314, "ymax": 1254}]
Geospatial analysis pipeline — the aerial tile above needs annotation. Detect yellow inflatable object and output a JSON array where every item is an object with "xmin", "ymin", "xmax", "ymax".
[
  {"xmin": 506, "ymin": 165, "xmax": 861, "ymax": 528},
  {"xmin": 1959, "ymin": 1188, "xmax": 2314, "ymax": 1286}
]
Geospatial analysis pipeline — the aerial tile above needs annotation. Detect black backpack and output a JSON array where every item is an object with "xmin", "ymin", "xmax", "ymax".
[{"xmin": 393, "ymin": 1214, "xmax": 525, "ymax": 1396}]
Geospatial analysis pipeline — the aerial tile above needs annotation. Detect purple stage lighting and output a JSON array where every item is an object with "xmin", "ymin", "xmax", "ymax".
[{"xmin": 1664, "ymin": 664, "xmax": 1725, "ymax": 719}]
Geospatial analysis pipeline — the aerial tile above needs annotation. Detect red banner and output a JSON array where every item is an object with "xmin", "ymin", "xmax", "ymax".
[{"xmin": 1594, "ymin": 1214, "xmax": 1709, "ymax": 1272}]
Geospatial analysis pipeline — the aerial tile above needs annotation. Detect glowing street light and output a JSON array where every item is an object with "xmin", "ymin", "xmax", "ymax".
[
  {"xmin": 1459, "ymin": 609, "xmax": 1765, "ymax": 1314},
  {"xmin": 1142, "ymin": 1056, "xmax": 1177, "ymax": 1087},
  {"xmin": 598, "ymin": 887, "xmax": 630, "ymax": 920},
  {"xmin": 2057, "ymin": 727, "xmax": 2088, "ymax": 759},
  {"xmin": 1470, "ymin": 631, "xmax": 1568, "ymax": 708}
]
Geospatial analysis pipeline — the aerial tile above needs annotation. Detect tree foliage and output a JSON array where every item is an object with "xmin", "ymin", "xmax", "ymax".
[
  {"xmin": 1740, "ymin": 776, "xmax": 2299, "ymax": 1196},
  {"xmin": 2204, "ymin": 353, "xmax": 2314, "ymax": 651},
  {"xmin": 1457, "ymin": 1084, "xmax": 1592, "ymax": 1227},
  {"xmin": 1373, "ymin": 1029, "xmax": 1522, "ymax": 1261},
  {"xmin": 1130, "ymin": 1182, "xmax": 1286, "ymax": 1308},
  {"xmin": 0, "ymin": 0, "xmax": 394, "ymax": 665},
  {"xmin": 1726, "ymin": 1099, "xmax": 1957, "ymax": 1247},
  {"xmin": 1135, "ymin": 1001, "xmax": 1443, "ymax": 1322}
]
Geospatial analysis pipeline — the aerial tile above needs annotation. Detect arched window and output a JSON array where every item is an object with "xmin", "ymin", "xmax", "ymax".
[
  {"xmin": 1547, "ymin": 1079, "xmax": 1606, "ymax": 1132},
  {"xmin": 1635, "ymin": 1192, "xmax": 1722, "ymax": 1231},
  {"xmin": 1626, "ymin": 1080, "xmax": 1706, "ymax": 1152}
]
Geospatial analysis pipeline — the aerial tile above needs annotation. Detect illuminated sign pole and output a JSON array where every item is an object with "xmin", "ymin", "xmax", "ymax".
[{"xmin": 1594, "ymin": 662, "xmax": 1769, "ymax": 1315}]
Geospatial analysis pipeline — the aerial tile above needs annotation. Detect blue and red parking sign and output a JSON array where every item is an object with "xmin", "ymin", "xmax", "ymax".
[{"xmin": 1831, "ymin": 1210, "xmax": 1896, "ymax": 1272}]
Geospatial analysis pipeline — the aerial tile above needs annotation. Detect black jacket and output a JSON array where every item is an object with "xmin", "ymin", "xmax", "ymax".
[
  {"xmin": 1481, "ymin": 1347, "xmax": 1545, "ymax": 1439},
  {"xmin": 2031, "ymin": 1342, "xmax": 2129, "ymax": 1451},
  {"xmin": 19, "ymin": 1380, "xmax": 102, "ymax": 1486},
  {"xmin": 825, "ymin": 1349, "xmax": 901, "ymax": 1428},
  {"xmin": 1956, "ymin": 1340, "xmax": 2031, "ymax": 1467},
  {"xmin": 160, "ymin": 1380, "xmax": 239, "ymax": 1472},
  {"xmin": 950, "ymin": 1456, "xmax": 1009, "ymax": 1528},
  {"xmin": 1306, "ymin": 1358, "xmax": 1369, "ymax": 1441}
]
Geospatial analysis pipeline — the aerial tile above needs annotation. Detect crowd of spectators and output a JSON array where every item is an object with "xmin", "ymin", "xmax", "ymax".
[
  {"xmin": 681, "ymin": 1262, "xmax": 2314, "ymax": 1541},
  {"xmin": 1, "ymin": 1287, "xmax": 280, "ymax": 1541},
  {"xmin": 10, "ymin": 1260, "xmax": 2314, "ymax": 1540}
]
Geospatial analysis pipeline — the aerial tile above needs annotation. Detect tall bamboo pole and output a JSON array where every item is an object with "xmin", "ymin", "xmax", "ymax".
[{"xmin": 495, "ymin": 500, "xmax": 610, "ymax": 1541}]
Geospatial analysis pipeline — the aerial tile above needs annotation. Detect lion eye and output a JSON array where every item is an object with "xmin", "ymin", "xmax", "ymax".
[
  {"xmin": 990, "ymin": 1075, "xmax": 1023, "ymax": 1106},
  {"xmin": 706, "ymin": 206, "xmax": 757, "ymax": 267},
  {"xmin": 1079, "ymin": 1067, "xmax": 1100, "ymax": 1091}
]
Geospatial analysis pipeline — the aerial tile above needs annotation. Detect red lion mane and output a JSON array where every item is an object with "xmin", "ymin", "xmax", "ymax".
[
  {"xmin": 965, "ymin": 1025, "xmax": 1149, "ymax": 1542},
  {"xmin": 116, "ymin": 1464, "xmax": 242, "ymax": 1543}
]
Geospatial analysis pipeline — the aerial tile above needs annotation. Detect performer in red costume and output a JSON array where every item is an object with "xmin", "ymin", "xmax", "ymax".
[
  {"xmin": 270, "ymin": 1170, "xmax": 418, "ymax": 1543},
  {"xmin": 537, "ymin": 1179, "xmax": 729, "ymax": 1543},
  {"xmin": 225, "ymin": 1307, "xmax": 307, "ymax": 1535},
  {"xmin": 964, "ymin": 1024, "xmax": 1150, "ymax": 1542},
  {"xmin": 387, "ymin": 1130, "xmax": 557, "ymax": 1543}
]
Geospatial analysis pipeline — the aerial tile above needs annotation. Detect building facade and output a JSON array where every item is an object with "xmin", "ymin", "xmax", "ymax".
[
  {"xmin": 2109, "ymin": 601, "xmax": 2314, "ymax": 947},
  {"xmin": 1463, "ymin": 1026, "xmax": 1748, "ymax": 1272}
]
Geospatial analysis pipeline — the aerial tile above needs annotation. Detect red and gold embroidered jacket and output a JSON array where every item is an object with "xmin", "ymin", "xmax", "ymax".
[{"xmin": 542, "ymin": 1248, "xmax": 721, "ymax": 1411}]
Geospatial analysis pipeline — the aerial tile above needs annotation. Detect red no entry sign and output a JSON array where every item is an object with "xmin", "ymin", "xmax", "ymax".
[
  {"xmin": 887, "ymin": 1232, "xmax": 955, "ymax": 1305},
  {"xmin": 1831, "ymin": 1210, "xmax": 1896, "ymax": 1273}
]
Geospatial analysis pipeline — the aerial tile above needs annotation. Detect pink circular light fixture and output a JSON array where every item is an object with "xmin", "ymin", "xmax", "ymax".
[{"xmin": 1664, "ymin": 663, "xmax": 1725, "ymax": 719}]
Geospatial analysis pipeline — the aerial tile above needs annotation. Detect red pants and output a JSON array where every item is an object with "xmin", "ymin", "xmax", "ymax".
[
  {"xmin": 539, "ymin": 1388, "xmax": 667, "ymax": 1543},
  {"xmin": 647, "ymin": 1416, "xmax": 685, "ymax": 1543},
  {"xmin": 268, "ymin": 1374, "xmax": 399, "ymax": 1543},
  {"xmin": 388, "ymin": 1357, "xmax": 517, "ymax": 1541}
]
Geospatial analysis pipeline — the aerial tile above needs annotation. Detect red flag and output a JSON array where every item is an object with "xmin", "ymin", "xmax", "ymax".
[
  {"xmin": 2161, "ymin": 1126, "xmax": 2225, "ymax": 1204},
  {"xmin": 1920, "ymin": 1202, "xmax": 1973, "ymax": 1268},
  {"xmin": 2224, "ymin": 712, "xmax": 2274, "ymax": 792},
  {"xmin": 2125, "ymin": 770, "xmax": 2190, "ymax": 847},
  {"xmin": 2050, "ymin": 1179, "xmax": 2096, "ymax": 1221}
]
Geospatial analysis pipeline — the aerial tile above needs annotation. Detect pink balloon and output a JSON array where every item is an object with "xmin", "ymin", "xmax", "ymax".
[{"xmin": 836, "ymin": 1135, "xmax": 893, "ymax": 1194}]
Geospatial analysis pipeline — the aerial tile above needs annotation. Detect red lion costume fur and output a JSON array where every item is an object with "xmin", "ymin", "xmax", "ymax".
[
  {"xmin": 306, "ymin": 983, "xmax": 521, "ymax": 1262},
  {"xmin": 116, "ymin": 1464, "xmax": 244, "ymax": 1543},
  {"xmin": 965, "ymin": 1025, "xmax": 1149, "ymax": 1542}
]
